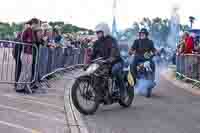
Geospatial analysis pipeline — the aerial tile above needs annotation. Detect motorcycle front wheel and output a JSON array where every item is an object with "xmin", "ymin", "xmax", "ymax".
[
  {"xmin": 71, "ymin": 77, "xmax": 99, "ymax": 115},
  {"xmin": 118, "ymin": 82, "xmax": 134, "ymax": 107}
]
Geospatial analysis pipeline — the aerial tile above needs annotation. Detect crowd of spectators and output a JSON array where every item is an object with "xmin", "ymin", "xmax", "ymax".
[
  {"xmin": 12, "ymin": 18, "xmax": 94, "ymax": 93},
  {"xmin": 177, "ymin": 32, "xmax": 200, "ymax": 55}
]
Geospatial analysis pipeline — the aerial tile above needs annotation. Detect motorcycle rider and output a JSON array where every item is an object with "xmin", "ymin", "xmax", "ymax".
[
  {"xmin": 91, "ymin": 22, "xmax": 125, "ymax": 99},
  {"xmin": 129, "ymin": 28, "xmax": 156, "ymax": 83}
]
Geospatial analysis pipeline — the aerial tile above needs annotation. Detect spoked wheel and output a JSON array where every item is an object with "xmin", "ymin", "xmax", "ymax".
[
  {"xmin": 71, "ymin": 77, "xmax": 99, "ymax": 115},
  {"xmin": 119, "ymin": 82, "xmax": 134, "ymax": 108}
]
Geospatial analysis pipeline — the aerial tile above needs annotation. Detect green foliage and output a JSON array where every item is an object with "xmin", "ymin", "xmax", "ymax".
[
  {"xmin": 189, "ymin": 16, "xmax": 195, "ymax": 23},
  {"xmin": 61, "ymin": 24, "xmax": 87, "ymax": 33},
  {"xmin": 189, "ymin": 16, "xmax": 196, "ymax": 28},
  {"xmin": 0, "ymin": 22, "xmax": 15, "ymax": 39},
  {"xmin": 180, "ymin": 24, "xmax": 190, "ymax": 32},
  {"xmin": 49, "ymin": 21, "xmax": 64, "ymax": 27},
  {"xmin": 0, "ymin": 18, "xmax": 191, "ymax": 42},
  {"xmin": 0, "ymin": 21, "xmax": 93, "ymax": 39},
  {"xmin": 119, "ymin": 17, "xmax": 190, "ymax": 48},
  {"xmin": 48, "ymin": 22, "xmax": 93, "ymax": 34}
]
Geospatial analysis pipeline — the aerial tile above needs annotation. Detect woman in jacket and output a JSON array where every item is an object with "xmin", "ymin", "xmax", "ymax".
[{"xmin": 16, "ymin": 18, "xmax": 41, "ymax": 93}]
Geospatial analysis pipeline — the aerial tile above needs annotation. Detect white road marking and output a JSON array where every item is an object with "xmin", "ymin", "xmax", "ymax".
[
  {"xmin": 0, "ymin": 120, "xmax": 41, "ymax": 133},
  {"xmin": 64, "ymin": 88, "xmax": 90, "ymax": 133},
  {"xmin": 0, "ymin": 104, "xmax": 64, "ymax": 123},
  {"xmin": 3, "ymin": 94, "xmax": 63, "ymax": 110}
]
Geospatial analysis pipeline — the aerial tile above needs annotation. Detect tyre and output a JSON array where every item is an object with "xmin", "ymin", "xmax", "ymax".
[
  {"xmin": 146, "ymin": 87, "xmax": 152, "ymax": 98},
  {"xmin": 119, "ymin": 81, "xmax": 134, "ymax": 108},
  {"xmin": 71, "ymin": 76, "xmax": 99, "ymax": 115},
  {"xmin": 146, "ymin": 79, "xmax": 156, "ymax": 98}
]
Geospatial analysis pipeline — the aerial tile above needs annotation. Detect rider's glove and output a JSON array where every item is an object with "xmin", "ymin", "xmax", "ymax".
[{"xmin": 144, "ymin": 52, "xmax": 154, "ymax": 59}]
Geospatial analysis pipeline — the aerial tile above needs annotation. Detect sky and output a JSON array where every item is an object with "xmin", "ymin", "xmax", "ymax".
[{"xmin": 0, "ymin": 0, "xmax": 200, "ymax": 30}]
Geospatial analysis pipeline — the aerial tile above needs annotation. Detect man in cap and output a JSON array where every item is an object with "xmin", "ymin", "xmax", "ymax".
[{"xmin": 129, "ymin": 28, "xmax": 156, "ymax": 97}]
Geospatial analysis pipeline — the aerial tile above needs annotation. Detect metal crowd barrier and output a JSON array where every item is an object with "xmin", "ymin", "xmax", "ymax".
[
  {"xmin": 38, "ymin": 46, "xmax": 85, "ymax": 80},
  {"xmin": 0, "ymin": 40, "xmax": 39, "ymax": 84},
  {"xmin": 176, "ymin": 54, "xmax": 200, "ymax": 87},
  {"xmin": 0, "ymin": 40, "xmax": 87, "ymax": 86}
]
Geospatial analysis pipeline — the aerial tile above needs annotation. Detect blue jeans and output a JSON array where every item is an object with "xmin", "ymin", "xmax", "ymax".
[{"xmin": 112, "ymin": 62, "xmax": 126, "ymax": 95}]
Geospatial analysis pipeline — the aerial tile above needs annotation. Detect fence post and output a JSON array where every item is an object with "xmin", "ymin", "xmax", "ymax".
[
  {"xmin": 38, "ymin": 46, "xmax": 49, "ymax": 79},
  {"xmin": 176, "ymin": 54, "xmax": 180, "ymax": 73},
  {"xmin": 198, "ymin": 55, "xmax": 200, "ymax": 80}
]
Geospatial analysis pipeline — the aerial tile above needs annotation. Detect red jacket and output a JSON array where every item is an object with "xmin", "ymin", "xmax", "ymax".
[
  {"xmin": 22, "ymin": 27, "xmax": 34, "ymax": 54},
  {"xmin": 184, "ymin": 36, "xmax": 194, "ymax": 54}
]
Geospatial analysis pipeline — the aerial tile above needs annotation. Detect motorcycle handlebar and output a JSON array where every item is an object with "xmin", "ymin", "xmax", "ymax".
[{"xmin": 83, "ymin": 57, "xmax": 109, "ymax": 71}]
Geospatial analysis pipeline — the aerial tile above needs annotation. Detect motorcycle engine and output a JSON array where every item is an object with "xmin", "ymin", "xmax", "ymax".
[{"xmin": 95, "ymin": 65, "xmax": 110, "ymax": 76}]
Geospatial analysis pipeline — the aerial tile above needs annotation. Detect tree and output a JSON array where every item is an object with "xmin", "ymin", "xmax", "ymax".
[
  {"xmin": 88, "ymin": 30, "xmax": 94, "ymax": 35},
  {"xmin": 61, "ymin": 24, "xmax": 90, "ymax": 33},
  {"xmin": 139, "ymin": 17, "xmax": 171, "ymax": 47},
  {"xmin": 49, "ymin": 21, "xmax": 63, "ymax": 27},
  {"xmin": 180, "ymin": 24, "xmax": 190, "ymax": 31},
  {"xmin": 189, "ymin": 16, "xmax": 195, "ymax": 28}
]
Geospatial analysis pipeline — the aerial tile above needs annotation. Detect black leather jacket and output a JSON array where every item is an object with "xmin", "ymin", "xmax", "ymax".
[{"xmin": 91, "ymin": 35, "xmax": 121, "ymax": 64}]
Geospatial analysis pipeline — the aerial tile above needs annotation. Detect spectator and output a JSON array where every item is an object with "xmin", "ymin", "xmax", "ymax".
[
  {"xmin": 43, "ymin": 24, "xmax": 54, "ymax": 44},
  {"xmin": 183, "ymin": 32, "xmax": 194, "ymax": 54},
  {"xmin": 32, "ymin": 26, "xmax": 45, "ymax": 85},
  {"xmin": 16, "ymin": 18, "xmax": 41, "ymax": 93},
  {"xmin": 43, "ymin": 25, "xmax": 56, "ymax": 73},
  {"xmin": 13, "ymin": 32, "xmax": 23, "ymax": 87},
  {"xmin": 53, "ymin": 26, "xmax": 64, "ymax": 67},
  {"xmin": 13, "ymin": 23, "xmax": 32, "ymax": 87},
  {"xmin": 53, "ymin": 26, "xmax": 64, "ymax": 46},
  {"xmin": 193, "ymin": 36, "xmax": 200, "ymax": 53}
]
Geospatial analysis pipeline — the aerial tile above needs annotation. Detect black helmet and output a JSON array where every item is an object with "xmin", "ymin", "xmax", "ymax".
[{"xmin": 139, "ymin": 28, "xmax": 149, "ymax": 36}]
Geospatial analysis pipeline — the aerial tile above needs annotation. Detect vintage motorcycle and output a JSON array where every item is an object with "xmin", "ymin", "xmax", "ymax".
[
  {"xmin": 135, "ymin": 52, "xmax": 156, "ymax": 98},
  {"xmin": 71, "ymin": 57, "xmax": 135, "ymax": 115}
]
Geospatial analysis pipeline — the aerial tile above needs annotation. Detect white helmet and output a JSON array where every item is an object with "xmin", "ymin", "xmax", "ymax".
[{"xmin": 95, "ymin": 22, "xmax": 111, "ymax": 36}]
